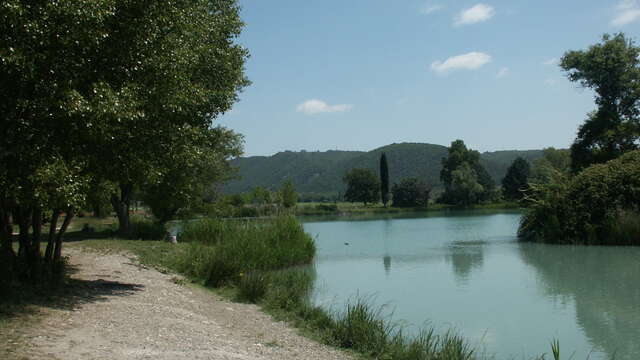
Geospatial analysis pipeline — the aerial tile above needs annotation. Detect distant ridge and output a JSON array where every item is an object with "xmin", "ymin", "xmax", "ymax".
[{"xmin": 223, "ymin": 143, "xmax": 544, "ymax": 195}]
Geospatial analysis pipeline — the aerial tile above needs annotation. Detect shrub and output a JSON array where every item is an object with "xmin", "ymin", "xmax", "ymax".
[
  {"xmin": 391, "ymin": 178, "xmax": 431, "ymax": 208},
  {"xmin": 519, "ymin": 150, "xmax": 640, "ymax": 244},
  {"xmin": 126, "ymin": 217, "xmax": 166, "ymax": 240}
]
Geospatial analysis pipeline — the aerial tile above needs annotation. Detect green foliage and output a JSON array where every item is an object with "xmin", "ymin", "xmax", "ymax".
[
  {"xmin": 519, "ymin": 150, "xmax": 640, "ymax": 244},
  {"xmin": 224, "ymin": 143, "xmax": 544, "ymax": 198},
  {"xmin": 391, "ymin": 178, "xmax": 431, "ymax": 208},
  {"xmin": 530, "ymin": 148, "xmax": 571, "ymax": 184},
  {"xmin": 176, "ymin": 216, "xmax": 315, "ymax": 286},
  {"xmin": 142, "ymin": 127, "xmax": 243, "ymax": 223},
  {"xmin": 380, "ymin": 153, "xmax": 390, "ymax": 206},
  {"xmin": 343, "ymin": 168, "xmax": 381, "ymax": 205},
  {"xmin": 501, "ymin": 157, "xmax": 531, "ymax": 200},
  {"xmin": 125, "ymin": 217, "xmax": 166, "ymax": 241},
  {"xmin": 439, "ymin": 140, "xmax": 495, "ymax": 205},
  {"xmin": 560, "ymin": 33, "xmax": 640, "ymax": 172},
  {"xmin": 1, "ymin": 0, "xmax": 249, "ymax": 264},
  {"xmin": 280, "ymin": 179, "xmax": 298, "ymax": 208}
]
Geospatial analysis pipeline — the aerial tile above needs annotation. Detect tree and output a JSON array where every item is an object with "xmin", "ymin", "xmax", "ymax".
[
  {"xmin": 530, "ymin": 148, "xmax": 571, "ymax": 184},
  {"xmin": 502, "ymin": 157, "xmax": 531, "ymax": 200},
  {"xmin": 380, "ymin": 153, "xmax": 390, "ymax": 207},
  {"xmin": 343, "ymin": 169, "xmax": 380, "ymax": 205},
  {"xmin": 439, "ymin": 140, "xmax": 494, "ymax": 205},
  {"xmin": 280, "ymin": 179, "xmax": 298, "ymax": 208},
  {"xmin": 142, "ymin": 127, "xmax": 243, "ymax": 223},
  {"xmin": 0, "ymin": 0, "xmax": 249, "ymax": 272},
  {"xmin": 560, "ymin": 33, "xmax": 640, "ymax": 172},
  {"xmin": 391, "ymin": 178, "xmax": 431, "ymax": 208}
]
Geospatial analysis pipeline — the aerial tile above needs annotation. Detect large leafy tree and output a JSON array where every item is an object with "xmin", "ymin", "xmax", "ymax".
[
  {"xmin": 380, "ymin": 153, "xmax": 390, "ymax": 207},
  {"xmin": 439, "ymin": 140, "xmax": 494, "ymax": 205},
  {"xmin": 502, "ymin": 157, "xmax": 531, "ymax": 200},
  {"xmin": 560, "ymin": 33, "xmax": 640, "ymax": 172},
  {"xmin": 343, "ymin": 168, "xmax": 381, "ymax": 205},
  {"xmin": 0, "ymin": 0, "xmax": 249, "ymax": 270}
]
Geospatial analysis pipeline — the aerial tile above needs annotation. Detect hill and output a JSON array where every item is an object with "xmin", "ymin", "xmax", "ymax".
[{"xmin": 223, "ymin": 143, "xmax": 544, "ymax": 197}]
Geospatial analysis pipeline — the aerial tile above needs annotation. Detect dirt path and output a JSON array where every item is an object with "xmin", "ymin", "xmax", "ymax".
[{"xmin": 20, "ymin": 246, "xmax": 352, "ymax": 360}]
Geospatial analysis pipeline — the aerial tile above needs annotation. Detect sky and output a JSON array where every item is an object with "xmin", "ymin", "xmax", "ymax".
[{"xmin": 217, "ymin": 0, "xmax": 640, "ymax": 157}]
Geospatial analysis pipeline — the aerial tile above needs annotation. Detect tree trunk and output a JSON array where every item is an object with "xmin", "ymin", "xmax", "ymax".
[
  {"xmin": 16, "ymin": 206, "xmax": 32, "ymax": 260},
  {"xmin": 44, "ymin": 209, "xmax": 60, "ymax": 262},
  {"xmin": 111, "ymin": 183, "xmax": 132, "ymax": 235},
  {"xmin": 0, "ymin": 204, "xmax": 14, "ymax": 257},
  {"xmin": 53, "ymin": 207, "xmax": 74, "ymax": 262},
  {"xmin": 30, "ymin": 207, "xmax": 42, "ymax": 262},
  {"xmin": 93, "ymin": 201, "xmax": 102, "ymax": 218}
]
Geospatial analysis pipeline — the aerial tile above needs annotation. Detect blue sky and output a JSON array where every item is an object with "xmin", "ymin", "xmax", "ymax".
[{"xmin": 218, "ymin": 0, "xmax": 640, "ymax": 156}]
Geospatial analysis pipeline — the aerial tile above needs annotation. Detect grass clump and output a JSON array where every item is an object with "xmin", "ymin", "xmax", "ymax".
[{"xmin": 175, "ymin": 216, "xmax": 315, "ymax": 286}]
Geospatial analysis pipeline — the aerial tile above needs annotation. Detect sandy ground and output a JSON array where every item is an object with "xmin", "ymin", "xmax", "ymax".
[{"xmin": 18, "ymin": 247, "xmax": 352, "ymax": 360}]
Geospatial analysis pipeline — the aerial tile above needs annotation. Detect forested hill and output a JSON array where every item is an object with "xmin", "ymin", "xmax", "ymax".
[{"xmin": 223, "ymin": 143, "xmax": 544, "ymax": 196}]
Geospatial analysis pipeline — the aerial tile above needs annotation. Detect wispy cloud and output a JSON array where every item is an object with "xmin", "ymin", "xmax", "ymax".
[
  {"xmin": 296, "ymin": 99, "xmax": 353, "ymax": 115},
  {"xmin": 612, "ymin": 0, "xmax": 640, "ymax": 26},
  {"xmin": 420, "ymin": 3, "xmax": 444, "ymax": 15},
  {"xmin": 542, "ymin": 58, "xmax": 558, "ymax": 66},
  {"xmin": 454, "ymin": 3, "xmax": 495, "ymax": 26},
  {"xmin": 544, "ymin": 78, "xmax": 558, "ymax": 86},
  {"xmin": 497, "ymin": 67, "xmax": 509, "ymax": 78},
  {"xmin": 431, "ymin": 52, "xmax": 492, "ymax": 74}
]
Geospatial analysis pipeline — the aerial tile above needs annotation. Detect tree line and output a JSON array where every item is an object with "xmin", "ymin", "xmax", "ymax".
[{"xmin": 341, "ymin": 142, "xmax": 536, "ymax": 208}]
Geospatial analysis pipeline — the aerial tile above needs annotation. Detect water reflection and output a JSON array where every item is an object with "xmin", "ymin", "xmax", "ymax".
[
  {"xmin": 446, "ymin": 242, "xmax": 485, "ymax": 284},
  {"xmin": 519, "ymin": 243, "xmax": 640, "ymax": 360},
  {"xmin": 383, "ymin": 255, "xmax": 391, "ymax": 275}
]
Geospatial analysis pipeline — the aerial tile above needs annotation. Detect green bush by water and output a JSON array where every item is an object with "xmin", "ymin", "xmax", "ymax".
[{"xmin": 519, "ymin": 150, "xmax": 640, "ymax": 245}]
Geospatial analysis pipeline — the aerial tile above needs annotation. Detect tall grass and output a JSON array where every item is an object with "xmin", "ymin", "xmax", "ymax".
[{"xmin": 174, "ymin": 216, "xmax": 315, "ymax": 286}]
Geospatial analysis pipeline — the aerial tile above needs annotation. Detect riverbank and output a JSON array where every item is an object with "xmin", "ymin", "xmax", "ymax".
[
  {"xmin": 296, "ymin": 201, "xmax": 521, "ymax": 216},
  {"xmin": 0, "ymin": 244, "xmax": 354, "ymax": 360}
]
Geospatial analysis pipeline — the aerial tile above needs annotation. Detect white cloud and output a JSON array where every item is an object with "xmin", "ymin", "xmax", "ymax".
[
  {"xmin": 544, "ymin": 78, "xmax": 557, "ymax": 86},
  {"xmin": 542, "ymin": 58, "xmax": 558, "ymax": 66},
  {"xmin": 431, "ymin": 52, "xmax": 492, "ymax": 74},
  {"xmin": 420, "ymin": 3, "xmax": 444, "ymax": 15},
  {"xmin": 612, "ymin": 0, "xmax": 640, "ymax": 26},
  {"xmin": 497, "ymin": 67, "xmax": 509, "ymax": 78},
  {"xmin": 296, "ymin": 99, "xmax": 353, "ymax": 115},
  {"xmin": 454, "ymin": 4, "xmax": 495, "ymax": 26}
]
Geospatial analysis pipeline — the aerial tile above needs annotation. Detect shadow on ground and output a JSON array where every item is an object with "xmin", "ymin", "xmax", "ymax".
[{"xmin": 0, "ymin": 262, "xmax": 144, "ymax": 321}]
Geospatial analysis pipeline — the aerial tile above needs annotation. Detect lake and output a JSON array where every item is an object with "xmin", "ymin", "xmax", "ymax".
[{"xmin": 303, "ymin": 210, "xmax": 640, "ymax": 360}]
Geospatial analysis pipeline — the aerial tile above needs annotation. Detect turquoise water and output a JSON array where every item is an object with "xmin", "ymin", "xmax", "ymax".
[{"xmin": 303, "ymin": 211, "xmax": 640, "ymax": 360}]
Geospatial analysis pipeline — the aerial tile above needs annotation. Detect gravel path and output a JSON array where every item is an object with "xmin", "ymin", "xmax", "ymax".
[{"xmin": 23, "ymin": 247, "xmax": 352, "ymax": 360}]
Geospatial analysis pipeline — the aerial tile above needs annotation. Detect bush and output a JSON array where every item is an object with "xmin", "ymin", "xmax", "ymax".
[
  {"xmin": 126, "ymin": 217, "xmax": 166, "ymax": 240},
  {"xmin": 519, "ymin": 150, "xmax": 640, "ymax": 245},
  {"xmin": 391, "ymin": 178, "xmax": 431, "ymax": 208}
]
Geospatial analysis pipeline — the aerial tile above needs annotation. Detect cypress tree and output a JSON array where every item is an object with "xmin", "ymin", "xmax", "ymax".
[{"xmin": 380, "ymin": 152, "xmax": 390, "ymax": 207}]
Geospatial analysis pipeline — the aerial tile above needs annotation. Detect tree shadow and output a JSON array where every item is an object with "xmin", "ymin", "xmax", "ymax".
[{"xmin": 0, "ymin": 262, "xmax": 144, "ymax": 320}]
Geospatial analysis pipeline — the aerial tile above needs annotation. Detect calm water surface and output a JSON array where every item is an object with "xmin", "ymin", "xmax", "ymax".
[{"xmin": 303, "ymin": 211, "xmax": 640, "ymax": 360}]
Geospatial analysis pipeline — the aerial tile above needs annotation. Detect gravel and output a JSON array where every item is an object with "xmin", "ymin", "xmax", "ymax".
[{"xmin": 23, "ymin": 247, "xmax": 353, "ymax": 360}]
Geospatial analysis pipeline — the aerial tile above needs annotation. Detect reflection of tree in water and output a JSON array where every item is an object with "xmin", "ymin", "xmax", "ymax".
[
  {"xmin": 446, "ymin": 243, "xmax": 485, "ymax": 284},
  {"xmin": 518, "ymin": 243, "xmax": 640, "ymax": 360},
  {"xmin": 383, "ymin": 255, "xmax": 391, "ymax": 275}
]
